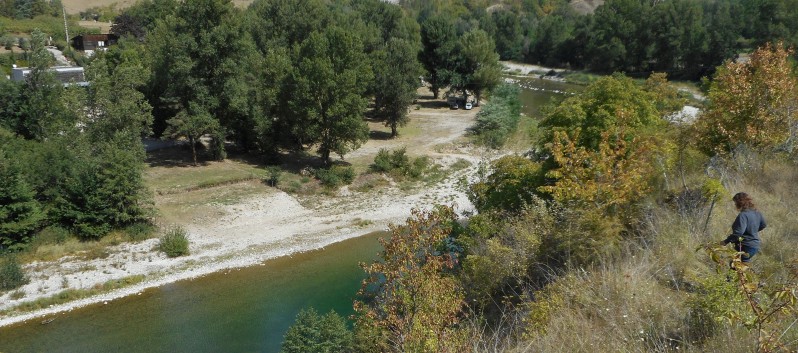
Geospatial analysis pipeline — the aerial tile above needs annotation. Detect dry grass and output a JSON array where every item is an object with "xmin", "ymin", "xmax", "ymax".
[{"xmin": 61, "ymin": 0, "xmax": 254, "ymax": 14}]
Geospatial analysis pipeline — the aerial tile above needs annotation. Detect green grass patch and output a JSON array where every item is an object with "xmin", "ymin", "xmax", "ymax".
[
  {"xmin": 0, "ymin": 275, "xmax": 146, "ymax": 316},
  {"xmin": 146, "ymin": 160, "xmax": 268, "ymax": 195}
]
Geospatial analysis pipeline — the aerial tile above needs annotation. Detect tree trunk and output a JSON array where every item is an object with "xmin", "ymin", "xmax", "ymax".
[
  {"xmin": 321, "ymin": 148, "xmax": 330, "ymax": 165},
  {"xmin": 391, "ymin": 123, "xmax": 398, "ymax": 138},
  {"xmin": 475, "ymin": 91, "xmax": 481, "ymax": 107},
  {"xmin": 189, "ymin": 136, "xmax": 198, "ymax": 166}
]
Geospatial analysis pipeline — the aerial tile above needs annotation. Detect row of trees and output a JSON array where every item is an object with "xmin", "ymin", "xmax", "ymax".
[
  {"xmin": 0, "ymin": 30, "xmax": 151, "ymax": 247},
  {"xmin": 0, "ymin": 0, "xmax": 62, "ymax": 19},
  {"xmin": 0, "ymin": 0, "xmax": 506, "ymax": 246},
  {"xmin": 401, "ymin": 0, "xmax": 798, "ymax": 80},
  {"xmin": 106, "ymin": 0, "xmax": 503, "ymax": 164}
]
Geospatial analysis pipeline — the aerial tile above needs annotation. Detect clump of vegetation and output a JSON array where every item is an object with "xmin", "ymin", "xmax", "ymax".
[
  {"xmin": 281, "ymin": 308, "xmax": 353, "ymax": 353},
  {"xmin": 0, "ymin": 255, "xmax": 28, "ymax": 291},
  {"xmin": 314, "ymin": 165, "xmax": 356, "ymax": 188},
  {"xmin": 158, "ymin": 226, "xmax": 190, "ymax": 258},
  {"xmin": 468, "ymin": 83, "xmax": 522, "ymax": 148},
  {"xmin": 371, "ymin": 148, "xmax": 428, "ymax": 180},
  {"xmin": 125, "ymin": 222, "xmax": 156, "ymax": 242},
  {"xmin": 265, "ymin": 166, "xmax": 282, "ymax": 187}
]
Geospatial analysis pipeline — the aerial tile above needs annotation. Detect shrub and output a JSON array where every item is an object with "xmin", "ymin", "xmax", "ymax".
[
  {"xmin": 371, "ymin": 148, "xmax": 428, "ymax": 180},
  {"xmin": 314, "ymin": 165, "xmax": 356, "ymax": 188},
  {"xmin": 281, "ymin": 308, "xmax": 353, "ymax": 353},
  {"xmin": 159, "ymin": 226, "xmax": 190, "ymax": 257},
  {"xmin": 0, "ymin": 255, "xmax": 28, "ymax": 291},
  {"xmin": 125, "ymin": 222, "xmax": 156, "ymax": 242},
  {"xmin": 265, "ymin": 166, "xmax": 282, "ymax": 187},
  {"xmin": 468, "ymin": 83, "xmax": 521, "ymax": 148}
]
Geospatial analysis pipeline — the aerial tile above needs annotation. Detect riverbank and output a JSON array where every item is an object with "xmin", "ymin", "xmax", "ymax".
[{"xmin": 0, "ymin": 90, "xmax": 488, "ymax": 328}]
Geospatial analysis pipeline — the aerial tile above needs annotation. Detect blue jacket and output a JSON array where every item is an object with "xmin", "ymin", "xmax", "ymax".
[{"xmin": 723, "ymin": 209, "xmax": 767, "ymax": 248}]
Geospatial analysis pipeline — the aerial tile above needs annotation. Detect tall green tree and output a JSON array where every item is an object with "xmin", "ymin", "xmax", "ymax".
[
  {"xmin": 419, "ymin": 14, "xmax": 459, "ymax": 99},
  {"xmin": 281, "ymin": 308, "xmax": 353, "ymax": 353},
  {"xmin": 373, "ymin": 38, "xmax": 422, "ymax": 138},
  {"xmin": 18, "ymin": 29, "xmax": 63, "ymax": 140},
  {"xmin": 0, "ymin": 149, "xmax": 43, "ymax": 248},
  {"xmin": 248, "ymin": 0, "xmax": 329, "ymax": 50},
  {"xmin": 83, "ymin": 54, "xmax": 153, "ymax": 142},
  {"xmin": 148, "ymin": 0, "xmax": 254, "ymax": 159},
  {"xmin": 286, "ymin": 27, "xmax": 372, "ymax": 162},
  {"xmin": 457, "ymin": 29, "xmax": 502, "ymax": 106}
]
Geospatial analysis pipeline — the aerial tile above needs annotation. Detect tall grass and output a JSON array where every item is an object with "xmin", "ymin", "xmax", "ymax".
[{"xmin": 468, "ymin": 152, "xmax": 798, "ymax": 351}]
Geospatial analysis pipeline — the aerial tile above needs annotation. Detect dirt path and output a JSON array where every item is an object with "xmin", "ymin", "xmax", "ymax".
[{"xmin": 0, "ymin": 88, "xmax": 495, "ymax": 327}]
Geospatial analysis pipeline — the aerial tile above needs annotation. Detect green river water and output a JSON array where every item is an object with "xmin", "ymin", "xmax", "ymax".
[
  {"xmin": 0, "ymin": 233, "xmax": 384, "ymax": 353},
  {"xmin": 0, "ymin": 77, "xmax": 579, "ymax": 353}
]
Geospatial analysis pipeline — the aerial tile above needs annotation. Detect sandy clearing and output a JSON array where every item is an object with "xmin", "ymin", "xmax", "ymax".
[{"xmin": 0, "ymin": 89, "xmax": 494, "ymax": 327}]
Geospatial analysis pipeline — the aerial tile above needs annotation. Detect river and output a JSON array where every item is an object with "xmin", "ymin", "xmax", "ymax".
[
  {"xmin": 0, "ymin": 77, "xmax": 578, "ymax": 353},
  {"xmin": 0, "ymin": 233, "xmax": 384, "ymax": 353}
]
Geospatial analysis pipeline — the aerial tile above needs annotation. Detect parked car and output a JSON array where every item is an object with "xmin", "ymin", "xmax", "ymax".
[{"xmin": 464, "ymin": 102, "xmax": 473, "ymax": 110}]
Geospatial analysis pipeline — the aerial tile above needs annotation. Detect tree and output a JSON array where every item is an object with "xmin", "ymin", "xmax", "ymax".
[
  {"xmin": 487, "ymin": 9, "xmax": 523, "ymax": 61},
  {"xmin": 468, "ymin": 155, "xmax": 545, "ymax": 213},
  {"xmin": 354, "ymin": 207, "xmax": 467, "ymax": 353},
  {"xmin": 694, "ymin": 42, "xmax": 798, "ymax": 155},
  {"xmin": 51, "ymin": 134, "xmax": 150, "ymax": 239},
  {"xmin": 147, "ymin": 0, "xmax": 251, "ymax": 159},
  {"xmin": 457, "ymin": 29, "xmax": 502, "ymax": 106},
  {"xmin": 18, "ymin": 29, "xmax": 63, "ymax": 140},
  {"xmin": 83, "ymin": 54, "xmax": 153, "ymax": 142},
  {"xmin": 0, "ymin": 150, "xmax": 43, "ymax": 248},
  {"xmin": 163, "ymin": 104, "xmax": 220, "ymax": 165},
  {"xmin": 373, "ymin": 38, "xmax": 422, "ymax": 138},
  {"xmin": 281, "ymin": 308, "xmax": 353, "ymax": 353},
  {"xmin": 286, "ymin": 27, "xmax": 371, "ymax": 162},
  {"xmin": 248, "ymin": 0, "xmax": 329, "ymax": 50},
  {"xmin": 584, "ymin": 0, "xmax": 651, "ymax": 73},
  {"xmin": 539, "ymin": 74, "xmax": 662, "ymax": 151},
  {"xmin": 419, "ymin": 14, "xmax": 459, "ymax": 99}
]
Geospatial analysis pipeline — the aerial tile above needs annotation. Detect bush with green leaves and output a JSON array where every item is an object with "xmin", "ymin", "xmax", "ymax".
[
  {"xmin": 281, "ymin": 308, "xmax": 353, "ymax": 353},
  {"xmin": 468, "ymin": 83, "xmax": 521, "ymax": 148},
  {"xmin": 265, "ymin": 166, "xmax": 282, "ymax": 187},
  {"xmin": 371, "ymin": 148, "xmax": 428, "ymax": 180},
  {"xmin": 0, "ymin": 255, "xmax": 28, "ymax": 291},
  {"xmin": 159, "ymin": 226, "xmax": 190, "ymax": 257},
  {"xmin": 314, "ymin": 165, "xmax": 356, "ymax": 188}
]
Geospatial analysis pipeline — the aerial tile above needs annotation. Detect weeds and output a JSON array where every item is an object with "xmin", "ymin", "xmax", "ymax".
[{"xmin": 159, "ymin": 226, "xmax": 190, "ymax": 257}]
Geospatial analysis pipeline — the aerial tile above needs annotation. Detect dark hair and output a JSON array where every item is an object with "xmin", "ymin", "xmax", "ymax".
[{"xmin": 733, "ymin": 192, "xmax": 755, "ymax": 210}]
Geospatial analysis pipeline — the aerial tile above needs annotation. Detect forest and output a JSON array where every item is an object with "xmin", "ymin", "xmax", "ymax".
[{"xmin": 2, "ymin": 0, "xmax": 798, "ymax": 352}]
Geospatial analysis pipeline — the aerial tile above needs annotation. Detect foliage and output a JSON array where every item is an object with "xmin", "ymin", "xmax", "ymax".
[
  {"xmin": 468, "ymin": 83, "xmax": 521, "ymax": 148},
  {"xmin": 314, "ymin": 165, "xmax": 355, "ymax": 188},
  {"xmin": 373, "ymin": 38, "xmax": 422, "ymax": 138},
  {"xmin": 467, "ymin": 155, "xmax": 544, "ymax": 213},
  {"xmin": 280, "ymin": 308, "xmax": 353, "ymax": 353},
  {"xmin": 457, "ymin": 203, "xmax": 551, "ymax": 306},
  {"xmin": 371, "ymin": 147, "xmax": 427, "ymax": 180},
  {"xmin": 159, "ymin": 226, "xmax": 190, "ymax": 258},
  {"xmin": 539, "ymin": 74, "xmax": 663, "ymax": 151},
  {"xmin": 703, "ymin": 243, "xmax": 798, "ymax": 352},
  {"xmin": 418, "ymin": 14, "xmax": 459, "ymax": 99},
  {"xmin": 694, "ymin": 42, "xmax": 798, "ymax": 155},
  {"xmin": 0, "ymin": 150, "xmax": 43, "ymax": 248},
  {"xmin": 286, "ymin": 26, "xmax": 372, "ymax": 162},
  {"xmin": 541, "ymin": 130, "xmax": 654, "ymax": 214},
  {"xmin": 0, "ymin": 255, "xmax": 27, "ymax": 291},
  {"xmin": 354, "ymin": 206, "xmax": 467, "ymax": 353}
]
